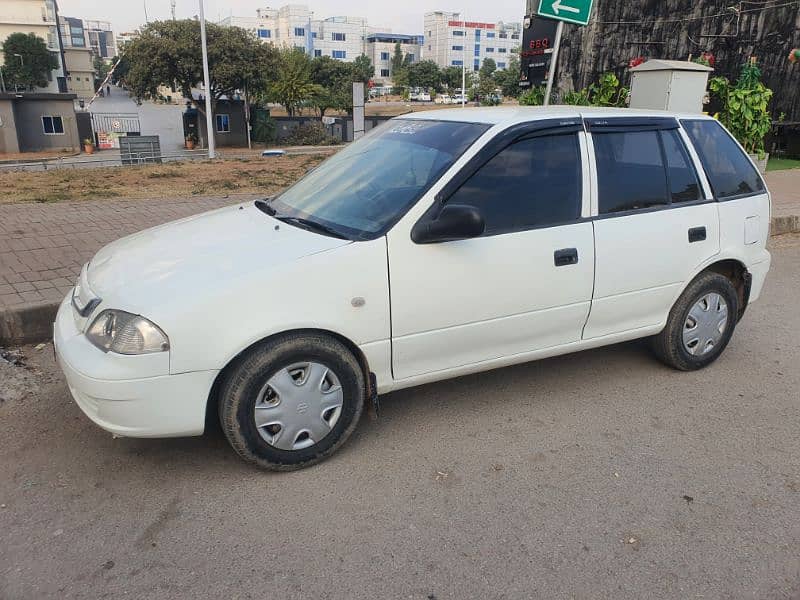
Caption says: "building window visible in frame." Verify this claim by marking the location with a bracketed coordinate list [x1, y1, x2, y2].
[216, 114, 230, 133]
[499, 33, 508, 39]
[294, 27, 305, 37]
[498, 47, 507, 53]
[380, 69, 390, 77]
[42, 116, 64, 135]
[408, 54, 415, 62]
[314, 49, 322, 57]
[474, 45, 481, 56]
[257, 29, 271, 38]
[380, 51, 390, 60]
[475, 29, 481, 38]
[511, 33, 520, 39]
[332, 50, 346, 59]
[497, 62, 506, 68]
[452, 45, 463, 51]
[452, 30, 464, 36]
[332, 32, 346, 41]
[451, 60, 463, 66]
[486, 32, 495, 38]
[312, 32, 318, 38]
[474, 59, 480, 71]
[486, 47, 494, 52]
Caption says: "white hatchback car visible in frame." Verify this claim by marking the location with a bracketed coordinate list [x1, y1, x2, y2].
[55, 107, 772, 470]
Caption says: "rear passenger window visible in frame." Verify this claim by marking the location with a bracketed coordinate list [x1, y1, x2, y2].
[447, 133, 582, 235]
[682, 119, 765, 199]
[662, 129, 703, 203]
[594, 130, 668, 214]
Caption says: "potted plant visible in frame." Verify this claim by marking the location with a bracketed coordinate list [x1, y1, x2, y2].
[185, 133, 198, 150]
[83, 138, 95, 155]
[709, 59, 774, 172]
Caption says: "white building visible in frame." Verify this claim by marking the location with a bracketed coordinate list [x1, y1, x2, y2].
[423, 11, 521, 71]
[0, 0, 66, 92]
[365, 33, 423, 87]
[220, 5, 370, 62]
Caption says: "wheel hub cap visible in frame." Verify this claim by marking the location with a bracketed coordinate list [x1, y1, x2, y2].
[254, 362, 343, 451]
[682, 293, 729, 356]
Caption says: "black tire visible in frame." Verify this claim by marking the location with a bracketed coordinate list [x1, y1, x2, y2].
[218, 332, 365, 471]
[651, 272, 739, 371]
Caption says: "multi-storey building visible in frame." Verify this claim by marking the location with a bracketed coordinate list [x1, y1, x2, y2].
[221, 5, 368, 61]
[365, 33, 423, 87]
[84, 20, 115, 60]
[423, 11, 521, 72]
[0, 0, 66, 92]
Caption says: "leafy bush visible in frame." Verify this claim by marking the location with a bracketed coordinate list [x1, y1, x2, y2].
[709, 60, 773, 158]
[284, 121, 339, 146]
[518, 87, 546, 106]
[587, 73, 628, 107]
[562, 89, 591, 105]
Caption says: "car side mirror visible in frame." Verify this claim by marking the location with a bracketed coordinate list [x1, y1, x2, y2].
[411, 204, 486, 244]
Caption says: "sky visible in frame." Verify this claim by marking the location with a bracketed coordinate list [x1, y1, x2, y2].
[56, 0, 522, 35]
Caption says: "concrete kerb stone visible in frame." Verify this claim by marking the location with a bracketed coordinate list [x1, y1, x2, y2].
[1, 215, 798, 347]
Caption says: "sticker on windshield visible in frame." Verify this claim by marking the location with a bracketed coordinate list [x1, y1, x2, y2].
[388, 122, 430, 135]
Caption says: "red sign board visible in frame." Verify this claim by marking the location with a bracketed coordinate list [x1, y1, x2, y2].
[448, 20, 496, 29]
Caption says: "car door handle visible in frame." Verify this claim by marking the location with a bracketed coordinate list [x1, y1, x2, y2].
[554, 248, 579, 267]
[688, 227, 707, 243]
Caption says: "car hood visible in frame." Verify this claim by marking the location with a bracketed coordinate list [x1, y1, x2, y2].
[86, 202, 351, 310]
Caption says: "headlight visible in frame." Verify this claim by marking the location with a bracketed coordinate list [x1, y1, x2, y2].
[86, 310, 170, 355]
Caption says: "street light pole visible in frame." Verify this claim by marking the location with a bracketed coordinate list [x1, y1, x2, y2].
[461, 10, 466, 107]
[543, 20, 563, 107]
[198, 0, 216, 159]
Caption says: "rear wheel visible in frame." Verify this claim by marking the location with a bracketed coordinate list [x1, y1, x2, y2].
[219, 333, 365, 470]
[651, 272, 739, 371]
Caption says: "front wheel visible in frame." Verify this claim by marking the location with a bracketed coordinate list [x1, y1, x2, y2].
[651, 272, 739, 371]
[219, 333, 365, 471]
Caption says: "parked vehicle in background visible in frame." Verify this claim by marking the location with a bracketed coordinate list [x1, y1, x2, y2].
[435, 95, 454, 105]
[54, 107, 772, 471]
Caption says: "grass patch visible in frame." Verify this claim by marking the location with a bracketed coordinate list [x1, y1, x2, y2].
[0, 152, 333, 204]
[767, 157, 800, 172]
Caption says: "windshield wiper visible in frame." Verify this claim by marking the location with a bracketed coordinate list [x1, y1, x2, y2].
[254, 198, 276, 215]
[278, 216, 349, 240]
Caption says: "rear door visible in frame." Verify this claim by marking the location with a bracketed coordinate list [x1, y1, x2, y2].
[583, 117, 721, 339]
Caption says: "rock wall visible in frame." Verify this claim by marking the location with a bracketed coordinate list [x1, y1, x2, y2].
[556, 0, 800, 119]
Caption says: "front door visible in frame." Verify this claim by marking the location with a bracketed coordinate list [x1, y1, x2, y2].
[388, 124, 595, 380]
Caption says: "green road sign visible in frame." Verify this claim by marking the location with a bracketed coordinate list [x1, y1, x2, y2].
[537, 0, 594, 26]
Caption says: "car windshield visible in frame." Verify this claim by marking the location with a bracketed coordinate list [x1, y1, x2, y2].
[267, 119, 490, 240]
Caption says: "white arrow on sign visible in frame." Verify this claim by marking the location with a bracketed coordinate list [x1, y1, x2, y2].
[552, 0, 580, 14]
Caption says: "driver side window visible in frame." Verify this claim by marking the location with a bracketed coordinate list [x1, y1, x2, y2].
[446, 132, 583, 236]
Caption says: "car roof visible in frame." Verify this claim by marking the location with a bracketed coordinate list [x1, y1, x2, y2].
[400, 106, 714, 127]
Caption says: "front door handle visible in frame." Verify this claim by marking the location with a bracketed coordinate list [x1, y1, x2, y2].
[688, 226, 707, 243]
[554, 248, 579, 267]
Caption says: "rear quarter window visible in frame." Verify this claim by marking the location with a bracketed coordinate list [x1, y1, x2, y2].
[682, 120, 765, 200]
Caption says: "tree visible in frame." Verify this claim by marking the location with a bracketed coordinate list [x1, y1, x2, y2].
[308, 54, 374, 116]
[441, 66, 463, 92]
[1, 32, 58, 90]
[124, 19, 277, 110]
[351, 54, 374, 86]
[495, 50, 521, 98]
[477, 58, 497, 102]
[407, 60, 441, 91]
[390, 41, 408, 89]
[93, 55, 110, 85]
[267, 48, 321, 116]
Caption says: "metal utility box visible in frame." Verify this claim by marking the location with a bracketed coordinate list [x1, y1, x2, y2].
[629, 60, 713, 114]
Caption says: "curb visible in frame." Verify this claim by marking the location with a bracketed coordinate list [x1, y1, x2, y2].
[1, 216, 799, 348]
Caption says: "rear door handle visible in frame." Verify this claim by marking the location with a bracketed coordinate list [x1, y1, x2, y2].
[554, 248, 579, 267]
[688, 227, 707, 243]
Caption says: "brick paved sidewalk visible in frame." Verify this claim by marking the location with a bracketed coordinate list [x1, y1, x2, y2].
[1, 170, 799, 343]
[0, 195, 253, 310]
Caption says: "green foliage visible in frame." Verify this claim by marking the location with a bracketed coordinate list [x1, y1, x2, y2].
[267, 48, 322, 117]
[562, 88, 591, 105]
[93, 55, 110, 82]
[709, 61, 773, 158]
[407, 60, 441, 90]
[519, 86, 546, 106]
[441, 66, 463, 92]
[110, 55, 129, 84]
[587, 73, 628, 107]
[124, 20, 277, 106]
[1, 32, 58, 90]
[390, 42, 409, 88]
[308, 54, 374, 116]
[284, 121, 338, 146]
[494, 51, 521, 98]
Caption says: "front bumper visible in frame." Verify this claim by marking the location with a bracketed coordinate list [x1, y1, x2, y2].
[54, 294, 218, 438]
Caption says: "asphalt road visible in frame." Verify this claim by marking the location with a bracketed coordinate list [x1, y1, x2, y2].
[2, 236, 799, 599]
